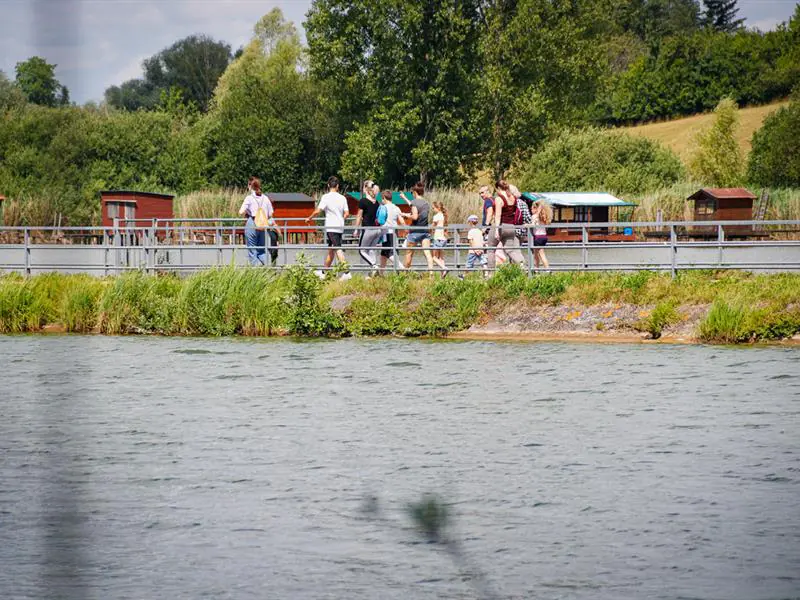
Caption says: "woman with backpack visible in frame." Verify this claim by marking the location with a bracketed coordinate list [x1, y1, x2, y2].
[238, 177, 274, 266]
[487, 180, 526, 269]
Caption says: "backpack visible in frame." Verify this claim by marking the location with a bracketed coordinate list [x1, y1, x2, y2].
[376, 204, 388, 226]
[253, 196, 270, 230]
[513, 199, 525, 226]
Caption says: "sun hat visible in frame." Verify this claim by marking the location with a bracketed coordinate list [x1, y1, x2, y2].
[467, 214, 479, 222]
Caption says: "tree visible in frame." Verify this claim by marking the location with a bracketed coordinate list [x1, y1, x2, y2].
[689, 97, 743, 186]
[204, 9, 337, 190]
[105, 35, 232, 112]
[702, 0, 743, 32]
[15, 56, 69, 107]
[619, 0, 701, 43]
[306, 0, 482, 186]
[474, 0, 616, 179]
[747, 94, 800, 187]
[0, 70, 26, 111]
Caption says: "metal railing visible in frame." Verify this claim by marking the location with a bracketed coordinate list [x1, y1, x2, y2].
[1, 219, 799, 277]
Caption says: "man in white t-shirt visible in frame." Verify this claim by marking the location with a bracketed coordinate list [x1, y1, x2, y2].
[306, 176, 350, 271]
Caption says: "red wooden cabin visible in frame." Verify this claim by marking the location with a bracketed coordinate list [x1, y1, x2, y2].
[687, 188, 758, 238]
[101, 190, 174, 227]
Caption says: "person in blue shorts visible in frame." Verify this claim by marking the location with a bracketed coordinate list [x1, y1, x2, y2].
[402, 181, 434, 271]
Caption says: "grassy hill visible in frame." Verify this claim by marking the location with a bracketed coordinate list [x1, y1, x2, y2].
[621, 100, 789, 161]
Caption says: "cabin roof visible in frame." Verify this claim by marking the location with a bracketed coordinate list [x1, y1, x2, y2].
[266, 192, 315, 203]
[345, 191, 412, 206]
[522, 192, 636, 207]
[100, 190, 175, 200]
[688, 187, 756, 201]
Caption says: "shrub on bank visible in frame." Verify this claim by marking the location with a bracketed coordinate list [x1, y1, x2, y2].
[518, 128, 685, 196]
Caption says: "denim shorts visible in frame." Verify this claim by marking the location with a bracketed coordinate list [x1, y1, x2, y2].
[432, 238, 447, 249]
[467, 252, 488, 268]
[407, 231, 431, 244]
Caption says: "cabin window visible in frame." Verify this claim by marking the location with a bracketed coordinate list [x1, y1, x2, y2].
[574, 207, 589, 222]
[124, 204, 136, 221]
[107, 203, 119, 220]
[695, 198, 716, 220]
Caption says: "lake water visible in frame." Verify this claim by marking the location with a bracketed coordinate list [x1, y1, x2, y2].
[1, 336, 798, 600]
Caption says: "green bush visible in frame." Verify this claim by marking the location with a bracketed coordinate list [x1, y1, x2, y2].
[637, 301, 679, 339]
[747, 95, 800, 187]
[519, 128, 685, 195]
[284, 259, 342, 336]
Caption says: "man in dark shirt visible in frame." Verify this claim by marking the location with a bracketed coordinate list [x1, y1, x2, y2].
[480, 185, 494, 229]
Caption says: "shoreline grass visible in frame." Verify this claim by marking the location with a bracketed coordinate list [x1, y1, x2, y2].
[1, 268, 799, 344]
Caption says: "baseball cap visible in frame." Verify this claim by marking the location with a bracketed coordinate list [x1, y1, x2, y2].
[467, 214, 479, 222]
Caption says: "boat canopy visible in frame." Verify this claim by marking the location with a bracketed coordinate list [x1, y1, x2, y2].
[346, 191, 412, 206]
[522, 192, 636, 207]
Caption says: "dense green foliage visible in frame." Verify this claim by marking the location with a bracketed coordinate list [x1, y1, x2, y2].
[14, 57, 69, 107]
[104, 35, 233, 112]
[2, 269, 799, 343]
[0, 104, 203, 224]
[518, 128, 685, 194]
[689, 97, 744, 186]
[594, 27, 797, 124]
[748, 95, 800, 187]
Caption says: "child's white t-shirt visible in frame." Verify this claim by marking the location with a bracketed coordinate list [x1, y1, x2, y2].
[467, 227, 483, 251]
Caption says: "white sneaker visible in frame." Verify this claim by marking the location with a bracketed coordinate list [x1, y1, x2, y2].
[339, 272, 352, 281]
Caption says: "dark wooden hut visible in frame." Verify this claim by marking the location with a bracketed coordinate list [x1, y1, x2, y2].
[687, 188, 758, 237]
[101, 190, 174, 227]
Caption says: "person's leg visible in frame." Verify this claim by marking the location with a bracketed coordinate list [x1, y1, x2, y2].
[361, 228, 381, 268]
[539, 246, 549, 269]
[486, 227, 501, 269]
[255, 229, 267, 265]
[358, 231, 372, 267]
[404, 239, 417, 269]
[421, 238, 434, 271]
[379, 233, 392, 273]
[501, 227, 526, 267]
[466, 252, 477, 270]
[268, 230, 279, 265]
[432, 241, 446, 270]
[244, 219, 260, 266]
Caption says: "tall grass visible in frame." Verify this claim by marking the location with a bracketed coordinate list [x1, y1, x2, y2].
[174, 188, 245, 220]
[2, 270, 800, 342]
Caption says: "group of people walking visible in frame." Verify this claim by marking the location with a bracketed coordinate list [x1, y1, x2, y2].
[240, 175, 552, 275]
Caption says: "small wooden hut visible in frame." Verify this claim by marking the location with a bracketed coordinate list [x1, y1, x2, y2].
[101, 190, 175, 227]
[687, 188, 758, 237]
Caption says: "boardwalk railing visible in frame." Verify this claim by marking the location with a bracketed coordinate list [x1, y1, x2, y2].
[1, 219, 799, 276]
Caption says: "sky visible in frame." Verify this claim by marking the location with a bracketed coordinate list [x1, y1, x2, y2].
[0, 0, 797, 104]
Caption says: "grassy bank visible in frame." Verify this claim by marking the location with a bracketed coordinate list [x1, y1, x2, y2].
[1, 268, 799, 344]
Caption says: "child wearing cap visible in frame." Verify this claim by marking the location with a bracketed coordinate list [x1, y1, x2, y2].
[466, 215, 488, 273]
